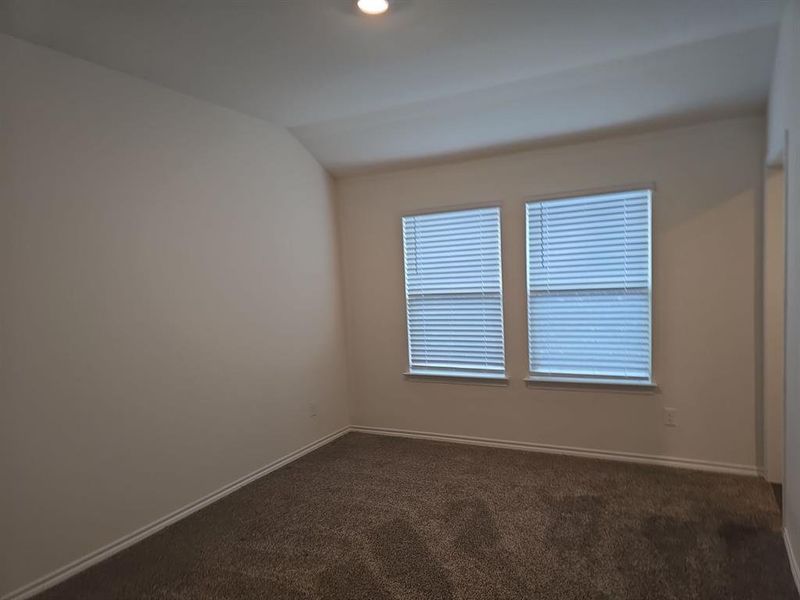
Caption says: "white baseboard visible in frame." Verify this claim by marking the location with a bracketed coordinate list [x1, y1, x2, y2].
[1, 426, 350, 600]
[786, 528, 800, 594]
[4, 424, 762, 600]
[351, 425, 761, 477]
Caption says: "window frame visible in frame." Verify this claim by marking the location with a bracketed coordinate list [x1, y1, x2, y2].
[524, 185, 656, 388]
[401, 203, 509, 384]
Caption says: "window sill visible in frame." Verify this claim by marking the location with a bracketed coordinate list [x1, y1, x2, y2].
[525, 376, 659, 392]
[404, 371, 509, 386]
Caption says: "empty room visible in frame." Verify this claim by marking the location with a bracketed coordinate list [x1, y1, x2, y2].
[3, 1, 800, 599]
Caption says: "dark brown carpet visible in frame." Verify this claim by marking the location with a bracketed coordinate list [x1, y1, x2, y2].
[35, 432, 799, 600]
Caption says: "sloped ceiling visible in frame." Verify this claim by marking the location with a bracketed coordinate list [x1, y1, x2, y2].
[0, 0, 785, 174]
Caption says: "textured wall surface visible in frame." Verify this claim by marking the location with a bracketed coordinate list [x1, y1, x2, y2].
[0, 35, 350, 596]
[337, 117, 764, 471]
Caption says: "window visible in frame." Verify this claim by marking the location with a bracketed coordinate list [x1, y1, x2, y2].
[526, 189, 652, 384]
[402, 207, 505, 379]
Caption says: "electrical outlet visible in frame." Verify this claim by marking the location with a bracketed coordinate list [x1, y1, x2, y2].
[664, 407, 678, 427]
[309, 401, 317, 418]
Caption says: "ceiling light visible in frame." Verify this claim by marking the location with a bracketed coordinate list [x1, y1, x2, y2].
[357, 0, 389, 15]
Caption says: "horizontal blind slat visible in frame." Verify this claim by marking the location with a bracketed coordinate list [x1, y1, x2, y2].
[527, 190, 652, 380]
[403, 207, 505, 377]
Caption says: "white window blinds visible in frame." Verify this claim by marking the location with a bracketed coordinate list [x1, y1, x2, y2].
[526, 190, 652, 383]
[402, 207, 505, 378]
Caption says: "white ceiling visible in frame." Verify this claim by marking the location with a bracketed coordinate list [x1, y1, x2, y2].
[0, 0, 784, 175]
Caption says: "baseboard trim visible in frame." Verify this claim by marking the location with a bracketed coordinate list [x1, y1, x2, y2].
[2, 426, 350, 600]
[351, 425, 760, 477]
[785, 528, 800, 594]
[4, 424, 762, 599]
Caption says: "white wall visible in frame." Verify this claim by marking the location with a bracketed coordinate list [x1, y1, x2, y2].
[763, 167, 786, 483]
[767, 2, 794, 166]
[769, 0, 800, 586]
[0, 35, 349, 597]
[337, 116, 764, 471]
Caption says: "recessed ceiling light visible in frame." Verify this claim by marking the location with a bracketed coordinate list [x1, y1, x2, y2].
[357, 0, 389, 15]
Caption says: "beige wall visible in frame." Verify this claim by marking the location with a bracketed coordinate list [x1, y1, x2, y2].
[337, 116, 764, 470]
[0, 35, 349, 596]
[763, 167, 786, 483]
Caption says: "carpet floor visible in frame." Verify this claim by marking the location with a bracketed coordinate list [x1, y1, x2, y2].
[36, 432, 799, 600]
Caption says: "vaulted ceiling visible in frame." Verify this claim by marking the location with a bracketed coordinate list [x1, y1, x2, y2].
[0, 0, 785, 174]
